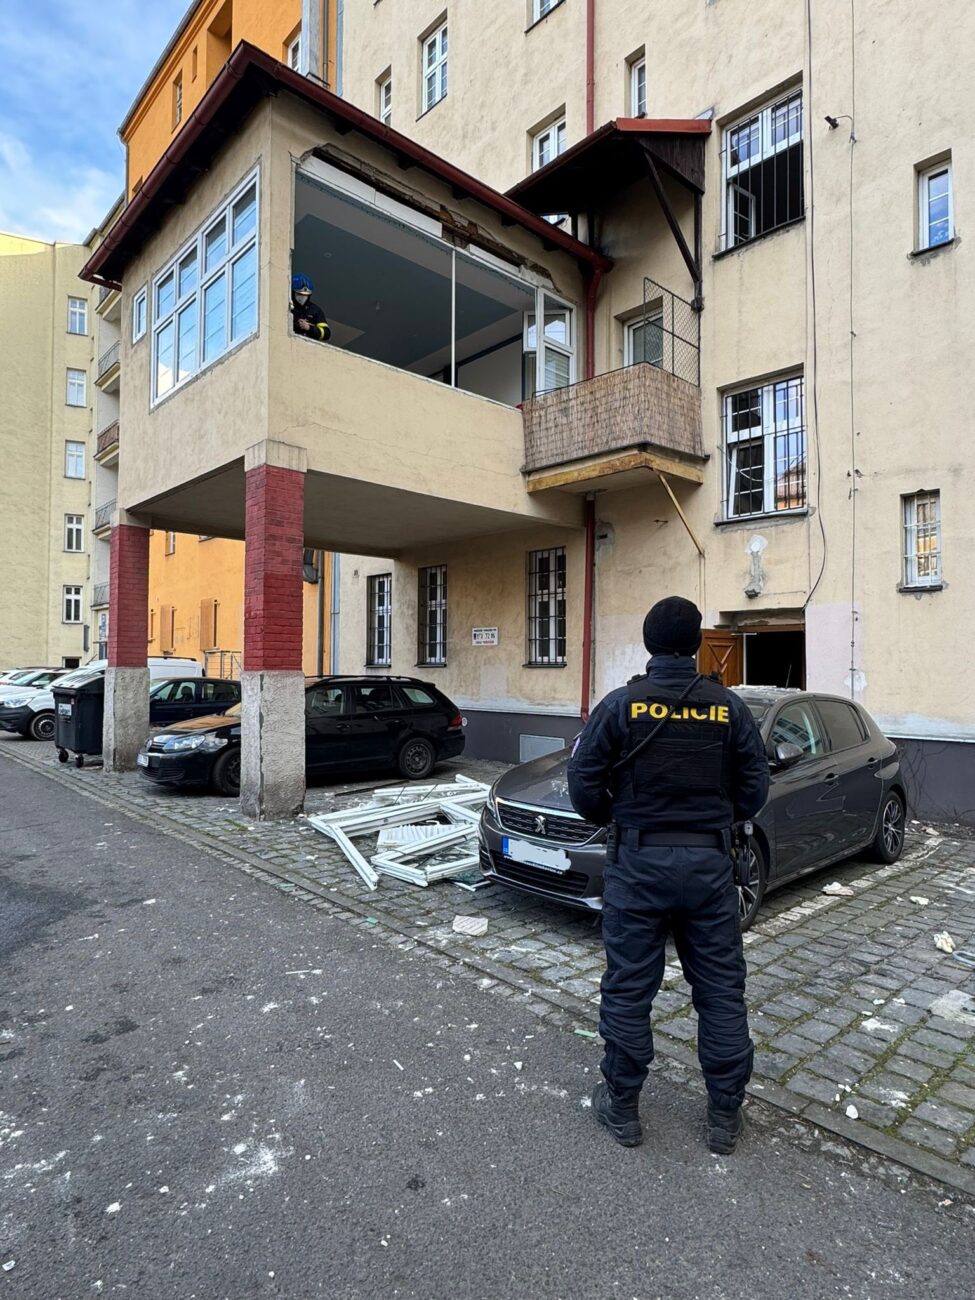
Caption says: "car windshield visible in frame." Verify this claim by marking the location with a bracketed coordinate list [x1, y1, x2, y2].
[7, 670, 39, 685]
[742, 699, 773, 724]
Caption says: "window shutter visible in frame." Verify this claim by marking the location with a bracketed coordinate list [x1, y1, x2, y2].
[200, 598, 218, 651]
[160, 605, 175, 654]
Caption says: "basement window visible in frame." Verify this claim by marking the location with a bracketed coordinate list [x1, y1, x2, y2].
[720, 89, 804, 251]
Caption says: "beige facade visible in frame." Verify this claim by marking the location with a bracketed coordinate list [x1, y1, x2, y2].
[0, 233, 92, 668]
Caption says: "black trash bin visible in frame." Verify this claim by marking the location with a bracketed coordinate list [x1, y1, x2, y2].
[53, 670, 105, 768]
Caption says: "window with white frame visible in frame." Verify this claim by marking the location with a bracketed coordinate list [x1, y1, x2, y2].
[152, 172, 258, 403]
[173, 73, 183, 127]
[532, 0, 560, 22]
[422, 22, 448, 112]
[721, 89, 804, 250]
[64, 514, 84, 552]
[630, 57, 647, 117]
[625, 311, 663, 367]
[532, 117, 566, 172]
[66, 368, 86, 406]
[287, 29, 301, 71]
[67, 296, 88, 335]
[527, 547, 566, 666]
[378, 73, 392, 125]
[165, 530, 177, 555]
[64, 441, 85, 478]
[63, 586, 82, 624]
[723, 375, 806, 519]
[132, 285, 147, 341]
[417, 565, 447, 665]
[917, 161, 953, 250]
[367, 573, 392, 667]
[523, 294, 575, 396]
[903, 491, 942, 587]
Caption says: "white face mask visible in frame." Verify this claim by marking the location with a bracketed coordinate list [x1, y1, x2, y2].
[295, 292, 311, 304]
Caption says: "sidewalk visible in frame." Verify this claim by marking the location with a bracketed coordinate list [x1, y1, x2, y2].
[2, 732, 973, 1194]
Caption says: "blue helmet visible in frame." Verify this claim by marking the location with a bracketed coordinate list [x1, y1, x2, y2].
[291, 273, 314, 294]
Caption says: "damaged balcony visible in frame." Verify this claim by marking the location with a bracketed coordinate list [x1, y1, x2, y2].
[522, 279, 706, 494]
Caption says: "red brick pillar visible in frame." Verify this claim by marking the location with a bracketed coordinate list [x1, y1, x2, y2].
[103, 521, 150, 770]
[241, 458, 306, 819]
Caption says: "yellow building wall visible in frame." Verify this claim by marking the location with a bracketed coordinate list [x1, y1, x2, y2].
[147, 529, 330, 677]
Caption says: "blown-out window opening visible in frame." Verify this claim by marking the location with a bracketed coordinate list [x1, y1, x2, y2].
[723, 375, 806, 520]
[720, 89, 804, 251]
[417, 565, 447, 665]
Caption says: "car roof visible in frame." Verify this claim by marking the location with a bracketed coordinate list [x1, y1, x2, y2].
[732, 686, 868, 710]
[304, 675, 433, 687]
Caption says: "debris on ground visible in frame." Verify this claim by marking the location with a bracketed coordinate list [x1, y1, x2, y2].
[822, 882, 855, 897]
[952, 949, 975, 969]
[909, 896, 930, 906]
[573, 1028, 599, 1040]
[308, 776, 490, 892]
[934, 931, 957, 954]
[845, 1104, 859, 1120]
[452, 915, 489, 937]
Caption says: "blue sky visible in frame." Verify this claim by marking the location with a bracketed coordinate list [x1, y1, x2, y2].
[0, 0, 190, 243]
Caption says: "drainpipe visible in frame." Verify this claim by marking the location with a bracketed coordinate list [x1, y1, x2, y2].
[585, 0, 596, 134]
[584, 262, 602, 380]
[315, 549, 326, 675]
[581, 495, 597, 721]
[329, 553, 341, 673]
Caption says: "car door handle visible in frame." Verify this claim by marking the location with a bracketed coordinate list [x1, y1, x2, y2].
[823, 771, 838, 783]
[866, 756, 879, 767]
[336, 723, 351, 732]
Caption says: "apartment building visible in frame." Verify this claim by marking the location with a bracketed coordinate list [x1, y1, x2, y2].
[0, 233, 93, 669]
[81, 1, 971, 825]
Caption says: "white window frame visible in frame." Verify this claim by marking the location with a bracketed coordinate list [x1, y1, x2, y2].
[132, 285, 147, 341]
[630, 58, 647, 117]
[422, 23, 448, 112]
[64, 514, 84, 553]
[66, 368, 87, 407]
[918, 162, 953, 250]
[532, 0, 559, 22]
[722, 89, 803, 250]
[165, 530, 177, 556]
[67, 296, 88, 335]
[367, 573, 393, 667]
[531, 117, 566, 172]
[64, 441, 85, 479]
[523, 292, 576, 397]
[378, 73, 392, 126]
[151, 168, 259, 406]
[63, 586, 82, 624]
[723, 375, 806, 520]
[287, 30, 301, 71]
[903, 491, 942, 588]
[624, 311, 663, 366]
[173, 73, 183, 126]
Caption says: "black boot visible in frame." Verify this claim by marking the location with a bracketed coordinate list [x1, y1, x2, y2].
[707, 1101, 743, 1154]
[592, 1081, 643, 1147]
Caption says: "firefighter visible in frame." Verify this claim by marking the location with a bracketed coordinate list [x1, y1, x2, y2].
[567, 596, 769, 1153]
[291, 273, 331, 343]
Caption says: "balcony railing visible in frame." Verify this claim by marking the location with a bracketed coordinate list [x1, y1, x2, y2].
[92, 582, 109, 608]
[98, 285, 114, 305]
[97, 341, 121, 380]
[94, 500, 115, 532]
[96, 420, 119, 458]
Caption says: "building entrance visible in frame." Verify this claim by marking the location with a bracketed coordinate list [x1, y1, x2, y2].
[699, 624, 805, 689]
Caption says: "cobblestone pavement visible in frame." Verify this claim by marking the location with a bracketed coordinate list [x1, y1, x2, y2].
[3, 732, 974, 1193]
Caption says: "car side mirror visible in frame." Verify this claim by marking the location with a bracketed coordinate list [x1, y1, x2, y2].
[772, 741, 804, 769]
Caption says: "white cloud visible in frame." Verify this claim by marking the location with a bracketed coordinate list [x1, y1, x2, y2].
[0, 130, 120, 243]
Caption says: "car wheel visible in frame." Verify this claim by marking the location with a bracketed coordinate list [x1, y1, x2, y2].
[738, 839, 768, 932]
[211, 748, 241, 797]
[870, 792, 905, 864]
[397, 736, 435, 780]
[28, 712, 55, 742]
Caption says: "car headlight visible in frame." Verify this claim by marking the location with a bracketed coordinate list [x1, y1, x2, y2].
[2, 694, 31, 707]
[164, 733, 229, 753]
[484, 782, 500, 821]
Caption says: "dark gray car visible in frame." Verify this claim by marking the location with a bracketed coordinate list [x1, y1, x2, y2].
[478, 689, 907, 928]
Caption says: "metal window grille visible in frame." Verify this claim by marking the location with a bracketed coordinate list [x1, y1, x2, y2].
[903, 491, 942, 587]
[527, 547, 566, 666]
[626, 278, 701, 385]
[720, 90, 804, 251]
[723, 375, 806, 519]
[367, 573, 392, 666]
[417, 565, 447, 665]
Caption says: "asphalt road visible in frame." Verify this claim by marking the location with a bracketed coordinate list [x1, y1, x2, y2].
[0, 757, 971, 1300]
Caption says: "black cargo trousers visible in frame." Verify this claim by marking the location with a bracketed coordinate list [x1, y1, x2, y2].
[598, 827, 753, 1112]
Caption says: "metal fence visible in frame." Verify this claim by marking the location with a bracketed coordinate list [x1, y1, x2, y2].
[97, 340, 120, 380]
[637, 277, 701, 387]
[94, 500, 115, 532]
[205, 650, 242, 680]
[92, 582, 109, 608]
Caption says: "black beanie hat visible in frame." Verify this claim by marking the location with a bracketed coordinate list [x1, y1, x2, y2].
[643, 596, 702, 657]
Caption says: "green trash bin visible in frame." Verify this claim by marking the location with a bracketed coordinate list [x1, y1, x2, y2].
[53, 670, 104, 768]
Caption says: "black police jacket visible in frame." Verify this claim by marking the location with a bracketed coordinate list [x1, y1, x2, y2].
[567, 655, 769, 832]
[291, 298, 332, 343]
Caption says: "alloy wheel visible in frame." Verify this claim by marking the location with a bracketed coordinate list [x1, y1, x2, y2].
[882, 797, 904, 857]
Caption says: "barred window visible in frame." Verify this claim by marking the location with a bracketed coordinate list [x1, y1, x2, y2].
[526, 547, 566, 666]
[417, 565, 447, 666]
[367, 573, 392, 667]
[724, 376, 805, 519]
[903, 491, 941, 588]
[721, 90, 803, 251]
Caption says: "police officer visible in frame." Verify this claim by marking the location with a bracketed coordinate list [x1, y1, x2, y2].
[291, 273, 332, 343]
[567, 596, 769, 1154]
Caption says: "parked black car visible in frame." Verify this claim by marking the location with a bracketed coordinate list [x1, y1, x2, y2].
[479, 689, 907, 929]
[149, 676, 241, 726]
[138, 676, 466, 795]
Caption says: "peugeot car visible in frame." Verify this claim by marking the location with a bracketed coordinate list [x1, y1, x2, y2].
[479, 689, 906, 928]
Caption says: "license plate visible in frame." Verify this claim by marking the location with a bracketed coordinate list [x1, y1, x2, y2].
[502, 836, 571, 874]
[57, 702, 72, 717]
[137, 752, 149, 767]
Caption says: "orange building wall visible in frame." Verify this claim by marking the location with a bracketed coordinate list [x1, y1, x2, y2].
[122, 0, 337, 198]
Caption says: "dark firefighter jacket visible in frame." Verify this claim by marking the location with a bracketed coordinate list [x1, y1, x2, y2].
[291, 298, 332, 343]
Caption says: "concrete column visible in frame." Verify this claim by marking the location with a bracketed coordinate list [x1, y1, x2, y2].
[103, 518, 150, 771]
[240, 442, 307, 820]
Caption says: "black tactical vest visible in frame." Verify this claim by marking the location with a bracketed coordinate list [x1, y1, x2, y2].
[619, 674, 734, 826]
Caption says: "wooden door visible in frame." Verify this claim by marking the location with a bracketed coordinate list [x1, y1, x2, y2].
[699, 630, 743, 685]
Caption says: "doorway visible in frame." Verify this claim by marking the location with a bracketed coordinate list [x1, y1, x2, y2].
[744, 629, 805, 688]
